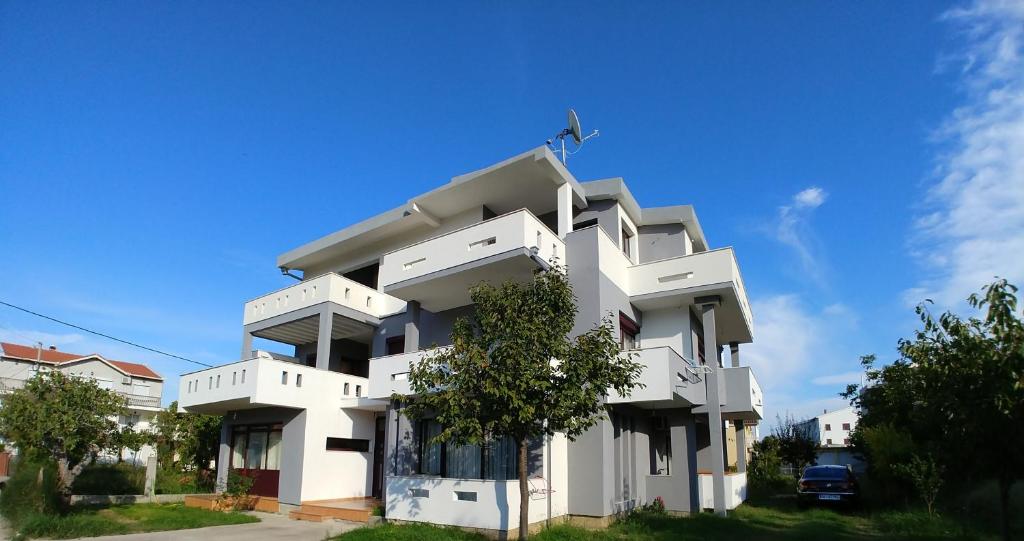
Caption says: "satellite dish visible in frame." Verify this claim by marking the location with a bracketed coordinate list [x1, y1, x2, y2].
[567, 109, 583, 144]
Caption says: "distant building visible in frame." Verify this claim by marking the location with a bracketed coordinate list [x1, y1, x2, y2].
[0, 342, 163, 464]
[796, 406, 863, 472]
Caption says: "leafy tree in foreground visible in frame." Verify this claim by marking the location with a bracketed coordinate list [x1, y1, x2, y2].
[845, 279, 1024, 541]
[0, 370, 123, 507]
[748, 435, 783, 483]
[153, 401, 222, 471]
[772, 414, 818, 476]
[893, 454, 944, 517]
[404, 266, 643, 540]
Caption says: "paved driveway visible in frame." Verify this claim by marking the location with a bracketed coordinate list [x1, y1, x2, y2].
[53, 512, 363, 541]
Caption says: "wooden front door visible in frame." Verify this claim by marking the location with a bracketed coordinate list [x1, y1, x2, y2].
[372, 416, 386, 499]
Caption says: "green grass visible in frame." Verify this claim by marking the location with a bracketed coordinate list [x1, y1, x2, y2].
[14, 503, 258, 540]
[335, 498, 996, 541]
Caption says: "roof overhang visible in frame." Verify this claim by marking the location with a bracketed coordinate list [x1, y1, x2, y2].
[580, 179, 709, 251]
[278, 146, 587, 272]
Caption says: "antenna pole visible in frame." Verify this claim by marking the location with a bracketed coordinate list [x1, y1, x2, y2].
[560, 136, 566, 165]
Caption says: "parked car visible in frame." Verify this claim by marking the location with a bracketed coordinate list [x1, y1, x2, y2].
[796, 465, 859, 507]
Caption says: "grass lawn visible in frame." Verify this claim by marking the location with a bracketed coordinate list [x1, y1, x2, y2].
[14, 503, 259, 540]
[335, 497, 997, 541]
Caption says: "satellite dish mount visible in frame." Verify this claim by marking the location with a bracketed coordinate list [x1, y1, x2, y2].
[547, 108, 599, 165]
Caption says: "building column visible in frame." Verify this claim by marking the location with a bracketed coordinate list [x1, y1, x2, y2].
[404, 301, 421, 353]
[735, 420, 747, 473]
[240, 330, 253, 360]
[216, 420, 231, 492]
[699, 297, 727, 516]
[556, 182, 573, 240]
[729, 342, 740, 368]
[316, 307, 333, 371]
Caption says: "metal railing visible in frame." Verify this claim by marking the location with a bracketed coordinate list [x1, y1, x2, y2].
[0, 377, 160, 408]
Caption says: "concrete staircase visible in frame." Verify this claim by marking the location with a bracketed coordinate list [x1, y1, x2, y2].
[288, 498, 380, 523]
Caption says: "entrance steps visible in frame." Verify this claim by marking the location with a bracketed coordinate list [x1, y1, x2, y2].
[288, 497, 381, 523]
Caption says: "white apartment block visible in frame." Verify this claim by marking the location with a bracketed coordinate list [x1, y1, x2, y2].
[0, 342, 164, 464]
[796, 406, 863, 472]
[178, 146, 763, 532]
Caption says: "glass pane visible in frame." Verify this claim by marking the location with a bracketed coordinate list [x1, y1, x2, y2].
[420, 421, 443, 475]
[447, 442, 481, 479]
[266, 431, 282, 470]
[247, 431, 268, 469]
[232, 433, 245, 468]
[486, 436, 517, 480]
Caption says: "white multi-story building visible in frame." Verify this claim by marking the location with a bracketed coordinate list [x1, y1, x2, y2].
[178, 146, 763, 533]
[0, 342, 164, 464]
[796, 406, 862, 471]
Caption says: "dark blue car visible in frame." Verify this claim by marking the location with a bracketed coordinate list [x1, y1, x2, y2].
[796, 465, 860, 507]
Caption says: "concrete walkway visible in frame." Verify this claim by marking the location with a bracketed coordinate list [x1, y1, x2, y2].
[53, 512, 364, 541]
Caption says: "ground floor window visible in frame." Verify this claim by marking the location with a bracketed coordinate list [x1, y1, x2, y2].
[650, 417, 672, 475]
[231, 424, 283, 470]
[415, 419, 537, 480]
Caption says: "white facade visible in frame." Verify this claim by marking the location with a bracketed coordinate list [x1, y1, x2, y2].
[798, 406, 858, 448]
[178, 146, 763, 531]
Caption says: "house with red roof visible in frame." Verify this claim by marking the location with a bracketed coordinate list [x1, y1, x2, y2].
[0, 341, 164, 464]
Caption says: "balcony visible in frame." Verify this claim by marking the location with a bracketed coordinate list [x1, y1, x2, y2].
[606, 347, 706, 408]
[378, 209, 564, 312]
[1, 377, 161, 409]
[628, 248, 752, 343]
[719, 366, 763, 420]
[178, 353, 371, 415]
[366, 349, 446, 400]
[244, 273, 406, 327]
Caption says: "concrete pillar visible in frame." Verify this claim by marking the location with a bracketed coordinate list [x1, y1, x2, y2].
[404, 301, 421, 353]
[216, 420, 231, 492]
[730, 342, 740, 368]
[556, 182, 573, 240]
[316, 307, 333, 370]
[144, 455, 157, 498]
[699, 299, 727, 516]
[240, 331, 253, 360]
[735, 420, 747, 473]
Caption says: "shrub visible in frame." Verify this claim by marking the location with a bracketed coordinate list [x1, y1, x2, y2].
[72, 463, 145, 495]
[155, 467, 215, 495]
[214, 470, 257, 511]
[0, 459, 63, 526]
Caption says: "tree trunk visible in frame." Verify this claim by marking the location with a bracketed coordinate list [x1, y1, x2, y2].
[518, 438, 529, 541]
[998, 476, 1011, 541]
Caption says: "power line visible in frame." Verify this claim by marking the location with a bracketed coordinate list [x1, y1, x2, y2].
[0, 299, 213, 368]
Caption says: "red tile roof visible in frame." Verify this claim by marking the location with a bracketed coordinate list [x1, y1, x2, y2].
[0, 342, 163, 380]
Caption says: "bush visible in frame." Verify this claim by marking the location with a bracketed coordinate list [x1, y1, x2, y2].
[155, 468, 215, 495]
[72, 463, 145, 495]
[0, 459, 63, 527]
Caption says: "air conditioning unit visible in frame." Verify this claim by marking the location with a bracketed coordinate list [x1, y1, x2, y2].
[122, 376, 132, 385]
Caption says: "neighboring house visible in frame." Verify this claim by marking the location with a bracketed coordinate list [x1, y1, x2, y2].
[178, 146, 763, 533]
[0, 342, 164, 464]
[796, 406, 864, 472]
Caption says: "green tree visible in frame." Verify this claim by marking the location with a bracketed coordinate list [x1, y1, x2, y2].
[748, 435, 783, 482]
[109, 424, 154, 465]
[403, 266, 643, 540]
[893, 454, 944, 517]
[845, 279, 1024, 541]
[153, 401, 221, 471]
[0, 371, 123, 506]
[773, 414, 817, 475]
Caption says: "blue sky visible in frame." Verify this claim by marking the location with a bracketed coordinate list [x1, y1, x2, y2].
[2, 1, 1022, 425]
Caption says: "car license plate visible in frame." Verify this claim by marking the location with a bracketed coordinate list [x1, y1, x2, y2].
[818, 494, 841, 501]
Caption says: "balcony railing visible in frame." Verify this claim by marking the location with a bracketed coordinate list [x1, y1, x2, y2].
[379, 209, 564, 292]
[243, 273, 406, 327]
[178, 353, 370, 414]
[1, 377, 161, 408]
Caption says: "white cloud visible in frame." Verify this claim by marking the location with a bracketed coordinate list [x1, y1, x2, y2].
[0, 327, 86, 348]
[908, 0, 1024, 307]
[793, 187, 828, 209]
[774, 187, 829, 287]
[811, 371, 864, 386]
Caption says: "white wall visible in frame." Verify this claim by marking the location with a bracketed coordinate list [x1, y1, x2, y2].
[815, 407, 858, 447]
[698, 472, 747, 510]
[385, 432, 569, 532]
[299, 405, 377, 501]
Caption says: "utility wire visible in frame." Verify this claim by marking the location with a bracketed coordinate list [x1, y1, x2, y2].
[0, 299, 213, 368]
